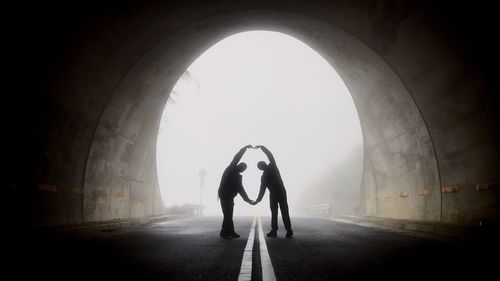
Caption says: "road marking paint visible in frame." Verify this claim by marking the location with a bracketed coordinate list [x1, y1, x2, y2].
[258, 217, 277, 281]
[238, 216, 257, 281]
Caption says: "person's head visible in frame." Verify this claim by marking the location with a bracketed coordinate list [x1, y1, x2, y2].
[257, 161, 268, 171]
[237, 162, 247, 173]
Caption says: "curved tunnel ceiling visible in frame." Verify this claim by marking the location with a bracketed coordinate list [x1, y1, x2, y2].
[15, 1, 499, 227]
[84, 10, 439, 222]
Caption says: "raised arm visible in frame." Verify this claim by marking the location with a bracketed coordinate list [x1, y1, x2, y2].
[238, 186, 252, 204]
[256, 145, 276, 165]
[230, 145, 253, 166]
[256, 180, 267, 203]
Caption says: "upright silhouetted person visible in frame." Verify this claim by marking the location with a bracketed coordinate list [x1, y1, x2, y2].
[218, 145, 255, 238]
[254, 145, 293, 238]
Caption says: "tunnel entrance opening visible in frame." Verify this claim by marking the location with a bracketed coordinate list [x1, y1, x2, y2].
[83, 10, 444, 224]
[156, 31, 364, 217]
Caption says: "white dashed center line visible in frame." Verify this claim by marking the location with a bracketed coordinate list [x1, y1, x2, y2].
[257, 217, 277, 281]
[238, 217, 277, 281]
[238, 217, 256, 281]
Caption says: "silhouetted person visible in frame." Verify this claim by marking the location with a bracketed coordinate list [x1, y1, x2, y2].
[218, 145, 255, 238]
[254, 145, 293, 238]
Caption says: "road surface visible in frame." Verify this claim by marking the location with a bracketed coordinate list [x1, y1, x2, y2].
[10, 216, 497, 280]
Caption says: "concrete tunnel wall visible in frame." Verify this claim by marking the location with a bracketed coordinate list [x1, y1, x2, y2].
[13, 0, 499, 227]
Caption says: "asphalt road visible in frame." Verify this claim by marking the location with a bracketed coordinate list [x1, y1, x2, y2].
[10, 216, 498, 280]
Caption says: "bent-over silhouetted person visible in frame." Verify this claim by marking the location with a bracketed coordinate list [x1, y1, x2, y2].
[254, 145, 293, 238]
[218, 145, 255, 238]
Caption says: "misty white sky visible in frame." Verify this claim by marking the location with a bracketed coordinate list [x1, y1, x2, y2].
[156, 31, 363, 216]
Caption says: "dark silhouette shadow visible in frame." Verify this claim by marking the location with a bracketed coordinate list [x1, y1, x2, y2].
[254, 145, 293, 238]
[218, 145, 254, 238]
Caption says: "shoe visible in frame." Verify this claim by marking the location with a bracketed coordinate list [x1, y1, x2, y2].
[267, 230, 277, 237]
[286, 230, 293, 238]
[231, 232, 240, 238]
[220, 231, 232, 238]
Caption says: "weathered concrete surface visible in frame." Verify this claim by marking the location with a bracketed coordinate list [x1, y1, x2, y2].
[10, 0, 500, 227]
[82, 9, 441, 223]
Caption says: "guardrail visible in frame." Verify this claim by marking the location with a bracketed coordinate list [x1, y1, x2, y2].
[309, 203, 332, 218]
[168, 204, 205, 216]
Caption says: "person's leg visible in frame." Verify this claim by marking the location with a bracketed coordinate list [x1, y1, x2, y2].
[278, 193, 293, 237]
[228, 198, 236, 235]
[220, 198, 230, 236]
[221, 197, 235, 236]
[270, 194, 279, 231]
[279, 193, 292, 231]
[268, 193, 278, 237]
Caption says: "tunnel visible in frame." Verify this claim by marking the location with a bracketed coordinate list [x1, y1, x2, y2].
[9, 0, 500, 280]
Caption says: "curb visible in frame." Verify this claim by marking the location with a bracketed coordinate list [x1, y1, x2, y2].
[332, 215, 477, 239]
[32, 214, 192, 234]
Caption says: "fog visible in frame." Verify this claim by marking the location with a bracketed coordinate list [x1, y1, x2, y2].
[156, 31, 363, 216]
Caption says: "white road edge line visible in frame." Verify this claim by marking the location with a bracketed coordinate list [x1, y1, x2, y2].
[238, 216, 257, 281]
[258, 217, 277, 281]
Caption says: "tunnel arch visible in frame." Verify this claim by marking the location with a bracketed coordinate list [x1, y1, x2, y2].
[20, 0, 499, 227]
[83, 10, 440, 222]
